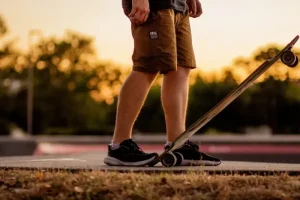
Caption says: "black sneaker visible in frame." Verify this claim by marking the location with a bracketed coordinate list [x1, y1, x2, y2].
[104, 139, 158, 166]
[165, 140, 221, 166]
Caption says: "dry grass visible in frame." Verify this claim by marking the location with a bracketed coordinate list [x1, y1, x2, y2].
[0, 169, 300, 200]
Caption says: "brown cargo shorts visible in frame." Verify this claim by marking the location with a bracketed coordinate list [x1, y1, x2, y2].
[129, 9, 196, 74]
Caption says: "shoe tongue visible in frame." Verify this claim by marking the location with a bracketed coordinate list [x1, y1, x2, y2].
[120, 139, 143, 152]
[120, 139, 134, 146]
[184, 140, 199, 150]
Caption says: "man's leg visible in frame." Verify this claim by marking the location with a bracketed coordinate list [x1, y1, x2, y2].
[104, 70, 159, 166]
[112, 71, 157, 144]
[105, 9, 178, 166]
[161, 66, 190, 142]
[161, 66, 221, 166]
[160, 11, 221, 166]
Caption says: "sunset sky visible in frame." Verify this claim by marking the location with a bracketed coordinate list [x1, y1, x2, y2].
[0, 0, 299, 72]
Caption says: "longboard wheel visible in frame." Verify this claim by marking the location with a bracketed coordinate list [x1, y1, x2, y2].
[174, 152, 184, 166]
[161, 152, 177, 167]
[281, 50, 298, 67]
[289, 56, 298, 68]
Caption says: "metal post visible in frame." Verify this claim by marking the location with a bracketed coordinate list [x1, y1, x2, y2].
[27, 30, 42, 135]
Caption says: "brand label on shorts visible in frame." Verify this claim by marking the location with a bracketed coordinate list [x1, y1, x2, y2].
[149, 31, 158, 40]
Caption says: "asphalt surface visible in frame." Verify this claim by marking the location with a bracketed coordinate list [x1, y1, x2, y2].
[1, 151, 300, 175]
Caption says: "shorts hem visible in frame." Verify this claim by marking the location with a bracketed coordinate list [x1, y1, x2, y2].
[178, 65, 196, 69]
[132, 67, 159, 74]
[132, 55, 177, 74]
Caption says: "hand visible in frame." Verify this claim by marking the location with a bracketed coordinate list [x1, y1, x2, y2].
[187, 0, 202, 18]
[128, 0, 150, 25]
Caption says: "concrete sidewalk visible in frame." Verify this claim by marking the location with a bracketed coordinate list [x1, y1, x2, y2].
[1, 151, 300, 175]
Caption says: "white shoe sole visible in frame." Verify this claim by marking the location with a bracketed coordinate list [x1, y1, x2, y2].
[104, 156, 156, 166]
[181, 159, 221, 166]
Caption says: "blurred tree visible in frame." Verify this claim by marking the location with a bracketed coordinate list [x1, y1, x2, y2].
[220, 44, 300, 134]
[0, 15, 23, 134]
[0, 25, 127, 134]
[186, 70, 249, 133]
[24, 31, 127, 135]
[228, 44, 300, 82]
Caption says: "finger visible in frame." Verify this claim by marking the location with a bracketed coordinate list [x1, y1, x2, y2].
[136, 13, 145, 25]
[187, 2, 193, 15]
[190, 12, 196, 17]
[188, 8, 194, 17]
[189, 10, 196, 18]
[133, 10, 143, 24]
[195, 1, 202, 17]
[187, 2, 192, 10]
[137, 8, 150, 24]
[136, 10, 147, 24]
[193, 0, 197, 15]
[141, 12, 149, 24]
[188, 1, 197, 17]
[129, 7, 137, 17]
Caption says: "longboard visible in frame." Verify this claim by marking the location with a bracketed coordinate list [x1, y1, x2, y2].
[150, 35, 299, 167]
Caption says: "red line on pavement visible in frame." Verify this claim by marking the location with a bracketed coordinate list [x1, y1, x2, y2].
[33, 143, 300, 155]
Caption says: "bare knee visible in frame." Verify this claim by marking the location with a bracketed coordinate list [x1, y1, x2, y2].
[130, 70, 158, 83]
[177, 66, 191, 76]
[164, 66, 191, 80]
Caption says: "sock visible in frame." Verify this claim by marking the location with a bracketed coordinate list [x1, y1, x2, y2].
[165, 141, 173, 147]
[110, 141, 120, 150]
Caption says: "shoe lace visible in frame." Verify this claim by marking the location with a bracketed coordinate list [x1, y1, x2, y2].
[184, 140, 199, 150]
[125, 140, 145, 154]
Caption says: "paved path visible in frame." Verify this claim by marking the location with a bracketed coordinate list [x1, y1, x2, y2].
[1, 151, 300, 175]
